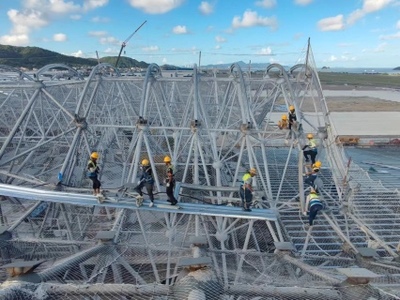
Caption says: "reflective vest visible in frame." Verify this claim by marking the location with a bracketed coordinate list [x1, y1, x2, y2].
[308, 193, 322, 209]
[87, 160, 97, 178]
[308, 139, 317, 150]
[242, 173, 252, 189]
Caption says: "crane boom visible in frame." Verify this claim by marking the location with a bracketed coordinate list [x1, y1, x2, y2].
[115, 20, 147, 68]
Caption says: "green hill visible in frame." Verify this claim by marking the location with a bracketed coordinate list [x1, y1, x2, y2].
[0, 44, 150, 70]
[99, 56, 149, 69]
[0, 44, 98, 69]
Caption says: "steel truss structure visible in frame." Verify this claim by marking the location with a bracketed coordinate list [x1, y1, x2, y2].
[0, 43, 400, 299]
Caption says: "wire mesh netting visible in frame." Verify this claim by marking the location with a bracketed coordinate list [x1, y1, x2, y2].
[1, 44, 400, 299]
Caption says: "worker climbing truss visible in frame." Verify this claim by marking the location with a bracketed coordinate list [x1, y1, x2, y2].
[0, 41, 400, 299]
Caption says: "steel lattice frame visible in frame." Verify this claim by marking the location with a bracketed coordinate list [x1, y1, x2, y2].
[1, 45, 400, 299]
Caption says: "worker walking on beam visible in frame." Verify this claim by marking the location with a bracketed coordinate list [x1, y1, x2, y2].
[135, 159, 155, 207]
[277, 114, 289, 130]
[87, 152, 101, 196]
[164, 155, 178, 205]
[240, 168, 257, 212]
[302, 133, 318, 164]
[304, 188, 324, 226]
[304, 161, 322, 192]
[288, 105, 297, 131]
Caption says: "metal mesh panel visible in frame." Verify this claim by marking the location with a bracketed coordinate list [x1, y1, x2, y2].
[1, 51, 400, 299]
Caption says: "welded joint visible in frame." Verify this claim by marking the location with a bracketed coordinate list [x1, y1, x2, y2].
[74, 114, 87, 129]
[240, 122, 252, 133]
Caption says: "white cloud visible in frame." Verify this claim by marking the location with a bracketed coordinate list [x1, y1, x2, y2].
[317, 15, 345, 31]
[162, 57, 168, 64]
[1, 0, 109, 46]
[104, 48, 115, 53]
[83, 0, 109, 11]
[373, 42, 387, 52]
[215, 36, 226, 43]
[255, 0, 277, 9]
[396, 20, 400, 29]
[128, 0, 185, 14]
[91, 16, 110, 23]
[258, 47, 273, 55]
[71, 50, 84, 57]
[8, 9, 48, 35]
[99, 36, 119, 45]
[70, 14, 82, 20]
[294, 0, 313, 5]
[379, 31, 400, 40]
[232, 10, 277, 29]
[53, 33, 67, 41]
[215, 45, 221, 49]
[347, 0, 392, 25]
[326, 54, 356, 62]
[172, 25, 188, 34]
[0, 34, 29, 46]
[89, 31, 108, 37]
[328, 55, 337, 62]
[142, 45, 159, 52]
[199, 1, 214, 15]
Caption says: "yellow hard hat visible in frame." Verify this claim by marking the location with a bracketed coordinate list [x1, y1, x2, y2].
[281, 114, 288, 120]
[90, 152, 99, 159]
[289, 105, 295, 111]
[307, 133, 313, 139]
[313, 161, 322, 168]
[142, 159, 150, 166]
[249, 167, 257, 175]
[164, 156, 171, 163]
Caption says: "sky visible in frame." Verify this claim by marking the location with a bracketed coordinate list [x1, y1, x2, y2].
[0, 0, 400, 68]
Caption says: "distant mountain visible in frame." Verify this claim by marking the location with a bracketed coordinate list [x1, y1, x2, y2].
[0, 44, 149, 70]
[0, 44, 98, 69]
[100, 56, 149, 69]
[394, 66, 400, 70]
[202, 61, 271, 70]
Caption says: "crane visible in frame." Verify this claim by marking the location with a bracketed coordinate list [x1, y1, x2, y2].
[115, 20, 147, 69]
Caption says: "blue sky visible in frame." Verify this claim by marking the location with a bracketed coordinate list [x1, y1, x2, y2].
[0, 0, 399, 68]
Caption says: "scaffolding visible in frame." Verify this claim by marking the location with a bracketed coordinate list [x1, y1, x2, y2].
[0, 43, 400, 299]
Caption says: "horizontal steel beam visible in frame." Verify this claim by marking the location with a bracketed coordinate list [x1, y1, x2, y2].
[0, 183, 277, 221]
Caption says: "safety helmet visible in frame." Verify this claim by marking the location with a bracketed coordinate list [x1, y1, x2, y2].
[307, 133, 314, 139]
[281, 114, 288, 120]
[164, 156, 171, 163]
[249, 168, 257, 175]
[313, 161, 322, 168]
[289, 105, 295, 112]
[90, 152, 99, 159]
[141, 159, 150, 166]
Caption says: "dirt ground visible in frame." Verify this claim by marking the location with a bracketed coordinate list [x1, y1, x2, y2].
[313, 84, 400, 112]
[323, 96, 400, 112]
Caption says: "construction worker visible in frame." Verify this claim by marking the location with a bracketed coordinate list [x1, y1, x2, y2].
[304, 161, 322, 191]
[164, 156, 177, 205]
[135, 159, 155, 207]
[304, 188, 324, 226]
[240, 168, 257, 212]
[288, 105, 297, 130]
[277, 114, 289, 129]
[87, 152, 101, 196]
[302, 133, 318, 164]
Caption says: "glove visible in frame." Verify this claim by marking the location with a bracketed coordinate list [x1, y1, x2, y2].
[166, 183, 170, 187]
[138, 181, 142, 185]
[89, 167, 95, 172]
